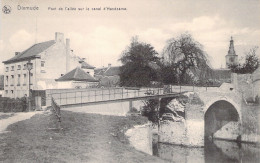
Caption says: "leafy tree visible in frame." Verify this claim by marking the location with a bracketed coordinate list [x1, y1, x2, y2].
[119, 37, 160, 87]
[229, 46, 259, 74]
[162, 33, 210, 84]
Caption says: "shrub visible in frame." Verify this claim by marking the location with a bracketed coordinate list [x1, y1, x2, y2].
[0, 97, 27, 112]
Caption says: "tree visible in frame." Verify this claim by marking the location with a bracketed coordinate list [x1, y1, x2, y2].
[119, 37, 160, 87]
[162, 33, 210, 84]
[229, 46, 259, 74]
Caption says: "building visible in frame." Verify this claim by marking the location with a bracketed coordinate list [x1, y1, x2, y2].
[2, 32, 81, 98]
[0, 75, 4, 97]
[55, 67, 99, 89]
[225, 37, 238, 68]
[94, 64, 121, 87]
[80, 60, 95, 76]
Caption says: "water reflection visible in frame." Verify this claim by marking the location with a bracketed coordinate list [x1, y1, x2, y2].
[153, 135, 260, 163]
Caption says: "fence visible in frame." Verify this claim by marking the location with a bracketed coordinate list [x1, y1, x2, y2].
[46, 87, 166, 106]
[46, 85, 219, 107]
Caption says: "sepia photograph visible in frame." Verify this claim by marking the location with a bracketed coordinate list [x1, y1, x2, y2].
[0, 0, 259, 162]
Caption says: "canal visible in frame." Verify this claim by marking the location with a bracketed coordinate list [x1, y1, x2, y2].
[153, 135, 260, 163]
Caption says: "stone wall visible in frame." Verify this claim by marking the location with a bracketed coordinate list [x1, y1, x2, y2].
[125, 123, 153, 155]
[232, 73, 253, 101]
[241, 102, 260, 143]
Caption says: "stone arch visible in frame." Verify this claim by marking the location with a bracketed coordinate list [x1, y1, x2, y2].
[203, 96, 241, 121]
[204, 97, 241, 141]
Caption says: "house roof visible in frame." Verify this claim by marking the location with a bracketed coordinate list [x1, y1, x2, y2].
[56, 67, 98, 82]
[211, 69, 231, 80]
[81, 61, 95, 69]
[104, 66, 120, 76]
[95, 66, 121, 76]
[3, 40, 55, 64]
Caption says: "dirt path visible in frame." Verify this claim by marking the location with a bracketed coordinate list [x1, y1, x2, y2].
[0, 112, 37, 133]
[0, 110, 167, 163]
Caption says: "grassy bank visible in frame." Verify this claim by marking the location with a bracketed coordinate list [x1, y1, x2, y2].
[0, 110, 166, 163]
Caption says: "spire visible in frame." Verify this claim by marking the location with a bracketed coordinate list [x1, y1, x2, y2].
[228, 36, 236, 56]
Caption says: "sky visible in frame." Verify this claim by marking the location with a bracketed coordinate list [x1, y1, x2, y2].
[0, 0, 259, 73]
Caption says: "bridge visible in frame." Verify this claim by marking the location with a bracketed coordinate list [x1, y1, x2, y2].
[46, 84, 258, 146]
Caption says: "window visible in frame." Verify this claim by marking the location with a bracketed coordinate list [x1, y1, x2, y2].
[230, 57, 234, 62]
[5, 90, 8, 95]
[30, 73, 33, 84]
[5, 76, 8, 86]
[5, 67, 9, 72]
[17, 74, 21, 86]
[23, 74, 27, 85]
[17, 65, 21, 70]
[23, 64, 27, 70]
[41, 61, 45, 67]
[11, 75, 14, 86]
[11, 90, 13, 94]
[11, 66, 14, 71]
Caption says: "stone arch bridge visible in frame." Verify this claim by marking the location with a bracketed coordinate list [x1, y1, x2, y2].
[159, 84, 251, 147]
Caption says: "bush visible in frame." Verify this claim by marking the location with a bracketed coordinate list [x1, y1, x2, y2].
[0, 97, 27, 112]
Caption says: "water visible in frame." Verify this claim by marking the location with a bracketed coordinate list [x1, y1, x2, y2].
[153, 135, 260, 163]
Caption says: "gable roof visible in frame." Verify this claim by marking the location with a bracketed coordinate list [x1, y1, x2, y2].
[103, 66, 120, 76]
[3, 40, 55, 64]
[211, 69, 231, 80]
[56, 67, 98, 82]
[81, 61, 95, 69]
[94, 66, 121, 76]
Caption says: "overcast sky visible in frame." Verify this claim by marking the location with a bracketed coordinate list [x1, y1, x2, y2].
[0, 0, 259, 73]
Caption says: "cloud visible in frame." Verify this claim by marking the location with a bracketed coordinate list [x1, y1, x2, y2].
[9, 30, 35, 52]
[67, 27, 129, 67]
[0, 40, 4, 52]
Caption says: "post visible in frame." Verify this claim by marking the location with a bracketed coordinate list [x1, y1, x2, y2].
[95, 90, 96, 101]
[28, 69, 31, 111]
[81, 91, 82, 105]
[129, 100, 133, 112]
[101, 88, 103, 101]
[66, 92, 67, 105]
[75, 92, 76, 103]
[158, 97, 161, 141]
[109, 88, 110, 100]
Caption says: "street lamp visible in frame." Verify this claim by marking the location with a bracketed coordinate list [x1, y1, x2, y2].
[26, 60, 33, 111]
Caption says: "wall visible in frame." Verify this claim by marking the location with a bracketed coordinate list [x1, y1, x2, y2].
[234, 73, 253, 100]
[125, 123, 153, 155]
[56, 81, 98, 89]
[240, 102, 260, 143]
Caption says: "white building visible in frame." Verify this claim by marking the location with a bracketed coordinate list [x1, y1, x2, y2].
[2, 32, 85, 98]
[55, 67, 98, 89]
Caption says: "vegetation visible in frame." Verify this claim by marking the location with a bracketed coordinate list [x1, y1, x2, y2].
[229, 46, 259, 74]
[0, 111, 165, 162]
[162, 33, 210, 84]
[119, 37, 160, 87]
[141, 99, 159, 123]
[0, 97, 27, 112]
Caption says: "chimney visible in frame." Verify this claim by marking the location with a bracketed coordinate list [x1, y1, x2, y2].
[108, 63, 112, 68]
[55, 32, 64, 43]
[15, 52, 20, 56]
[66, 38, 70, 73]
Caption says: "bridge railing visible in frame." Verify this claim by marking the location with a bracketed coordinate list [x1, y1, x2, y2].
[46, 87, 166, 106]
[46, 85, 219, 107]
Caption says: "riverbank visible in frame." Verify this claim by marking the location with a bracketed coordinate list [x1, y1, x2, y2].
[0, 112, 36, 133]
[0, 110, 167, 162]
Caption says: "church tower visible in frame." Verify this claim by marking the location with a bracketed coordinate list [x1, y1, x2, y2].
[225, 36, 238, 68]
